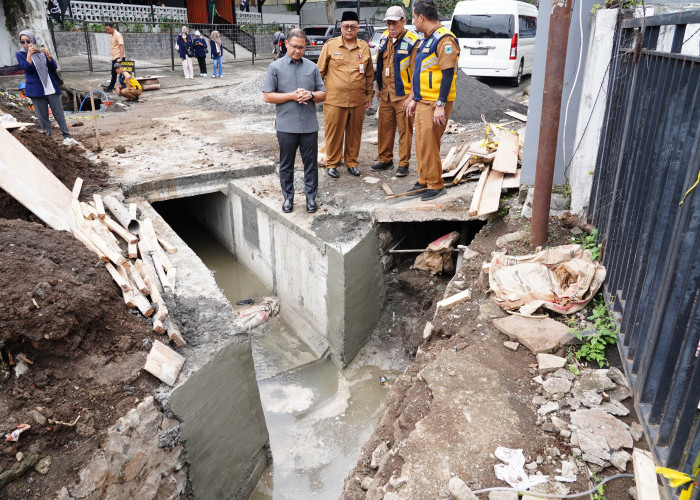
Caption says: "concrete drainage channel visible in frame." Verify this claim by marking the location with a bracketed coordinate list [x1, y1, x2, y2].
[121, 169, 411, 498]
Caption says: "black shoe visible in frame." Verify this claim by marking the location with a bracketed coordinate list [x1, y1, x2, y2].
[396, 166, 409, 177]
[420, 188, 446, 201]
[348, 167, 361, 176]
[282, 198, 293, 213]
[406, 182, 426, 196]
[327, 168, 339, 178]
[371, 161, 393, 171]
[306, 198, 317, 213]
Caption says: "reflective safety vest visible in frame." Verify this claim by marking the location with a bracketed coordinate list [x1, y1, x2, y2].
[375, 29, 419, 97]
[413, 26, 457, 102]
[119, 72, 142, 90]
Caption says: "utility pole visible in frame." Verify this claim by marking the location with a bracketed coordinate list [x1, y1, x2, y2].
[530, 0, 573, 247]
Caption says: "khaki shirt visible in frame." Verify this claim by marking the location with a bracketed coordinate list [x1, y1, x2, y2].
[110, 30, 124, 60]
[426, 26, 459, 71]
[317, 36, 374, 108]
[379, 29, 416, 103]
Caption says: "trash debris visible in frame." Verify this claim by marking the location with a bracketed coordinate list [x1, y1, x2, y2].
[379, 376, 388, 386]
[488, 244, 606, 315]
[5, 423, 30, 442]
[413, 232, 460, 275]
[236, 298, 255, 306]
[233, 296, 280, 330]
[493, 446, 549, 490]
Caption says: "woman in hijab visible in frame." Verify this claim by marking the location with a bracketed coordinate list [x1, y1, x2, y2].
[209, 30, 223, 78]
[15, 30, 77, 145]
[176, 26, 194, 79]
[193, 30, 208, 77]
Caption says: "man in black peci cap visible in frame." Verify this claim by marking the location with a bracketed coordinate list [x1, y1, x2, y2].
[317, 11, 374, 179]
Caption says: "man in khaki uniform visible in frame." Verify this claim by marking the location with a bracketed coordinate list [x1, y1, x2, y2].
[104, 22, 124, 93]
[317, 11, 374, 178]
[371, 6, 419, 178]
[405, 0, 459, 201]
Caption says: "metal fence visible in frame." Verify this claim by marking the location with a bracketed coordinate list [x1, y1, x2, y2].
[47, 19, 282, 73]
[589, 10, 700, 497]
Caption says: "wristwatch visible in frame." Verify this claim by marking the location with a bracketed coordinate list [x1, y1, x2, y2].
[436, 99, 445, 107]
[310, 91, 315, 101]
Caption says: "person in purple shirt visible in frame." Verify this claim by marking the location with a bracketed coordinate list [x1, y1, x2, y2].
[15, 30, 77, 146]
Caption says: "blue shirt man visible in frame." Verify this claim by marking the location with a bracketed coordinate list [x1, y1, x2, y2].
[263, 29, 327, 214]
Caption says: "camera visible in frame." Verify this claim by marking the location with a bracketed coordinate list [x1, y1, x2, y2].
[33, 44, 45, 50]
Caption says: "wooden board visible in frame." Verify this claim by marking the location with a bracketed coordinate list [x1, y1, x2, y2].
[144, 340, 185, 386]
[478, 169, 505, 216]
[504, 110, 527, 122]
[502, 169, 522, 189]
[436, 289, 471, 311]
[468, 169, 489, 217]
[632, 449, 661, 500]
[381, 183, 394, 196]
[0, 122, 35, 129]
[492, 129, 520, 174]
[0, 127, 74, 231]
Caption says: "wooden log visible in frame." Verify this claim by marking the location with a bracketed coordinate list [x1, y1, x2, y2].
[502, 169, 522, 189]
[632, 449, 661, 500]
[123, 261, 149, 294]
[492, 129, 519, 174]
[104, 262, 130, 292]
[134, 260, 169, 321]
[132, 293, 154, 318]
[504, 109, 527, 122]
[93, 194, 106, 219]
[71, 177, 83, 200]
[453, 162, 479, 185]
[478, 169, 506, 216]
[468, 168, 490, 216]
[72, 226, 107, 261]
[144, 340, 185, 386]
[102, 216, 138, 244]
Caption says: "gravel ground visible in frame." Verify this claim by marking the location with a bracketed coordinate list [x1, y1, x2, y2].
[186, 72, 274, 114]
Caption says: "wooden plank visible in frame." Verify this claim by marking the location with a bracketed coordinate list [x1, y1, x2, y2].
[93, 194, 106, 219]
[84, 227, 125, 266]
[381, 183, 394, 196]
[632, 449, 661, 500]
[468, 168, 490, 216]
[385, 187, 428, 201]
[80, 202, 97, 220]
[71, 177, 83, 200]
[492, 129, 519, 174]
[104, 262, 130, 292]
[436, 289, 471, 311]
[0, 121, 35, 129]
[156, 234, 178, 254]
[502, 169, 522, 189]
[128, 241, 138, 259]
[153, 318, 166, 334]
[478, 169, 506, 216]
[0, 127, 74, 231]
[504, 109, 527, 122]
[102, 216, 138, 244]
[123, 261, 149, 294]
[164, 317, 186, 347]
[144, 340, 185, 386]
[441, 146, 458, 172]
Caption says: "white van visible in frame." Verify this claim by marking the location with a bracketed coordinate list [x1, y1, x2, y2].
[450, 0, 538, 86]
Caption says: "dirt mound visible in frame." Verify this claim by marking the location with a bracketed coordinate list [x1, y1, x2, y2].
[451, 74, 528, 125]
[0, 219, 160, 498]
[0, 100, 110, 222]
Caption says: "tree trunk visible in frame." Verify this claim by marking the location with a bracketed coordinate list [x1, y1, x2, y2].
[326, 0, 333, 24]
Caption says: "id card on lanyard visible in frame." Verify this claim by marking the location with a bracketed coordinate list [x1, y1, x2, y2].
[358, 50, 364, 74]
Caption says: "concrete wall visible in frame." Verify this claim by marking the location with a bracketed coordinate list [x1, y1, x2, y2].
[54, 31, 175, 59]
[1, 0, 54, 67]
[184, 191, 237, 255]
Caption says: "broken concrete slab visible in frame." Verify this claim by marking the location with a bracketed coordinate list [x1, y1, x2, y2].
[504, 341, 519, 351]
[538, 401, 559, 415]
[573, 429, 611, 466]
[608, 386, 632, 401]
[496, 230, 528, 248]
[543, 377, 572, 394]
[574, 369, 617, 392]
[630, 422, 644, 442]
[600, 400, 630, 416]
[493, 316, 570, 354]
[570, 408, 633, 450]
[550, 368, 576, 381]
[607, 366, 629, 387]
[478, 299, 509, 322]
[611, 450, 631, 471]
[537, 353, 567, 374]
[448, 476, 478, 500]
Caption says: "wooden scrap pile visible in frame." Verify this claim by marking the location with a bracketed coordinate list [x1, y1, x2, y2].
[440, 124, 524, 216]
[69, 178, 185, 349]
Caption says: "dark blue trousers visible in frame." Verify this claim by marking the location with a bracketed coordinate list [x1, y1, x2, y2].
[276, 131, 318, 201]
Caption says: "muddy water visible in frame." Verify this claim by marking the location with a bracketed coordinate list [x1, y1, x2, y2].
[157, 207, 399, 499]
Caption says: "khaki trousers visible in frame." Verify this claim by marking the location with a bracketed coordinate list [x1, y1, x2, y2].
[415, 100, 454, 190]
[378, 98, 414, 168]
[323, 103, 365, 169]
[121, 88, 142, 101]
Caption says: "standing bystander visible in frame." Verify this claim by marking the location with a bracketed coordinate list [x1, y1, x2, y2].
[193, 30, 208, 76]
[273, 26, 286, 59]
[372, 6, 419, 178]
[405, 0, 459, 201]
[210, 30, 223, 77]
[263, 29, 326, 214]
[176, 26, 194, 79]
[317, 11, 374, 178]
[104, 22, 124, 92]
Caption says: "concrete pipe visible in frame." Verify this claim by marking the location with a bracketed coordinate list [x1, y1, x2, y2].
[103, 195, 140, 234]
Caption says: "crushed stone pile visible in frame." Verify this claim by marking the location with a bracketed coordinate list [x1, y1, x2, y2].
[186, 72, 275, 114]
[451, 73, 528, 125]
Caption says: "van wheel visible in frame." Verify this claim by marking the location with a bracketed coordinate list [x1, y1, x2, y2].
[511, 60, 523, 87]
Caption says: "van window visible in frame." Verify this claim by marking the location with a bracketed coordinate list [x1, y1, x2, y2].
[451, 14, 514, 39]
[519, 16, 537, 38]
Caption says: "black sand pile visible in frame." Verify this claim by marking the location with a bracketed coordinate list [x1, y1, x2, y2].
[451, 74, 528, 124]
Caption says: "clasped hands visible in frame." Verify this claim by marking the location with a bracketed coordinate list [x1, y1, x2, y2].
[292, 88, 313, 105]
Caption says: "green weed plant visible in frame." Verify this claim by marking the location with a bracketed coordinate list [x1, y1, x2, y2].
[569, 297, 619, 367]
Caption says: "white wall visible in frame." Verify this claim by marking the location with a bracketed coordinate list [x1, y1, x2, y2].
[1, 0, 53, 68]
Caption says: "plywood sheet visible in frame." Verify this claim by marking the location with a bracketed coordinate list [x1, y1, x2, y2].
[0, 127, 74, 231]
[478, 169, 505, 215]
[502, 169, 522, 189]
[492, 129, 519, 174]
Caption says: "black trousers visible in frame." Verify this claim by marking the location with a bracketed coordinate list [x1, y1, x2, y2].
[108, 58, 119, 90]
[277, 131, 318, 200]
[196, 56, 207, 74]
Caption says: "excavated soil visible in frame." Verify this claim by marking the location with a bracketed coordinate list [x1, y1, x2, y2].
[0, 97, 159, 499]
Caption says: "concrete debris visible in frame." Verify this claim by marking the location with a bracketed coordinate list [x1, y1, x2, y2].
[529, 480, 570, 497]
[532, 377, 544, 386]
[423, 321, 434, 339]
[521, 188, 571, 218]
[384, 492, 406, 500]
[610, 450, 631, 471]
[571, 388, 603, 407]
[493, 316, 570, 354]
[360, 476, 372, 490]
[608, 385, 632, 401]
[550, 416, 568, 430]
[575, 369, 617, 392]
[495, 230, 528, 248]
[448, 476, 478, 500]
[570, 408, 633, 450]
[629, 422, 644, 442]
[494, 447, 549, 490]
[607, 366, 628, 387]
[600, 400, 630, 416]
[559, 327, 598, 346]
[388, 475, 408, 490]
[542, 377, 572, 394]
[34, 456, 52, 475]
[537, 401, 559, 415]
[537, 353, 567, 374]
[503, 341, 519, 351]
[554, 460, 577, 482]
[573, 429, 611, 466]
[370, 441, 389, 469]
[550, 368, 577, 381]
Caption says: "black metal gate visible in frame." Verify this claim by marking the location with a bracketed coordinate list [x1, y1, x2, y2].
[589, 9, 700, 496]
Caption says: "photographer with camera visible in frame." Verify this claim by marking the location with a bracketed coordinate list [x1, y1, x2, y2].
[15, 30, 77, 146]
